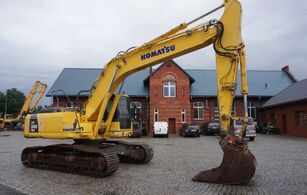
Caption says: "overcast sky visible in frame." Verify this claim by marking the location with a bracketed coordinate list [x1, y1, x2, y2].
[1, 0, 307, 105]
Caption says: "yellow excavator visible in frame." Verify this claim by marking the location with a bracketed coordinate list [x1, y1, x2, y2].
[22, 0, 256, 184]
[0, 114, 14, 129]
[0, 81, 47, 129]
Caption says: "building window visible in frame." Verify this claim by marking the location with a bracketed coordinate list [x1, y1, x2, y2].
[231, 101, 236, 116]
[130, 102, 141, 121]
[295, 111, 307, 126]
[213, 100, 219, 121]
[154, 109, 159, 122]
[248, 101, 256, 119]
[193, 102, 204, 119]
[66, 101, 74, 108]
[261, 113, 265, 123]
[163, 81, 176, 97]
[270, 113, 276, 124]
[181, 109, 186, 123]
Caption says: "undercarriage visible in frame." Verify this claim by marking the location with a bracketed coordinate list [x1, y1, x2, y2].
[21, 140, 153, 177]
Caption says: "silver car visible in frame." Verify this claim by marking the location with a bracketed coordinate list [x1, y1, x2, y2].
[230, 117, 256, 141]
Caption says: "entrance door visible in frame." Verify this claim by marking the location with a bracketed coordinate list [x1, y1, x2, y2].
[282, 114, 287, 134]
[168, 118, 176, 134]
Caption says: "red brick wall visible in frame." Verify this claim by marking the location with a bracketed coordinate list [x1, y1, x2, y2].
[51, 70, 272, 136]
[149, 61, 191, 134]
[53, 94, 270, 136]
[260, 100, 307, 137]
[234, 97, 269, 119]
[190, 98, 214, 125]
[53, 95, 270, 135]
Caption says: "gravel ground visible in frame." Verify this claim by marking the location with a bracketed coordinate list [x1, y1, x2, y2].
[0, 131, 306, 195]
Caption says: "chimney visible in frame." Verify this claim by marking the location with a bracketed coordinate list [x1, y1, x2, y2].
[281, 65, 297, 82]
[281, 66, 289, 72]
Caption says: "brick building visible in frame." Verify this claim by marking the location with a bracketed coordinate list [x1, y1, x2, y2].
[46, 60, 296, 135]
[260, 79, 307, 137]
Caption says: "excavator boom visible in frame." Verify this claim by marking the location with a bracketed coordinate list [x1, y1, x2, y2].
[0, 81, 47, 129]
[22, 0, 256, 184]
[17, 81, 47, 121]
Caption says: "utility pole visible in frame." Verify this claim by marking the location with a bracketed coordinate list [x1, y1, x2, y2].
[4, 90, 8, 119]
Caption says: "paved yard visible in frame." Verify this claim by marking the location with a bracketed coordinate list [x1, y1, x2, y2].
[0, 131, 306, 195]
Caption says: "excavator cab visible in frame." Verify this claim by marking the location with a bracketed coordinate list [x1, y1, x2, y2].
[100, 94, 133, 137]
[116, 96, 132, 129]
[103, 95, 132, 130]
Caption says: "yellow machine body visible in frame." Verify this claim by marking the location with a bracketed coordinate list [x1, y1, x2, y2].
[22, 0, 257, 184]
[24, 112, 131, 139]
[24, 93, 132, 138]
[24, 0, 247, 140]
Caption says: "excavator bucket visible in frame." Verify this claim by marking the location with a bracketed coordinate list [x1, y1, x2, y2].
[192, 135, 256, 185]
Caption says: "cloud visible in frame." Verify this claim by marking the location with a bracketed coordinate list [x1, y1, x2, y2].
[0, 0, 306, 104]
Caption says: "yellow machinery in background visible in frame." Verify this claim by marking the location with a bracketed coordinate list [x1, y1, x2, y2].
[0, 81, 47, 129]
[22, 0, 256, 184]
[0, 114, 14, 129]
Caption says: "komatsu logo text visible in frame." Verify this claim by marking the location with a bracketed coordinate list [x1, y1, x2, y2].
[141, 45, 175, 60]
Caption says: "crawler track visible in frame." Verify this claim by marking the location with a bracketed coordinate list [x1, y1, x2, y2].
[21, 140, 154, 177]
[110, 141, 154, 164]
[21, 144, 119, 177]
[73, 139, 154, 164]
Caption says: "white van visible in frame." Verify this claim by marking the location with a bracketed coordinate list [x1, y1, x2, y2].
[230, 117, 256, 141]
[153, 122, 168, 138]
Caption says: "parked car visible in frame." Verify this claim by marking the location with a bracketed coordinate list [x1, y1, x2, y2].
[230, 117, 256, 141]
[179, 123, 188, 136]
[201, 121, 220, 135]
[179, 124, 201, 137]
[153, 122, 168, 138]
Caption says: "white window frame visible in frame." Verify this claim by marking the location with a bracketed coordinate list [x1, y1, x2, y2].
[154, 109, 159, 122]
[193, 102, 204, 120]
[295, 111, 307, 126]
[181, 109, 186, 123]
[213, 99, 219, 121]
[163, 81, 176, 97]
[130, 102, 141, 109]
[130, 102, 142, 120]
[248, 101, 256, 119]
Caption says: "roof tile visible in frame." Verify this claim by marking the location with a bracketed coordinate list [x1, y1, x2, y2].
[261, 78, 307, 108]
[46, 67, 294, 97]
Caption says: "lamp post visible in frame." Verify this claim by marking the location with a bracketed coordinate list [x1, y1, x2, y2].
[4, 90, 8, 120]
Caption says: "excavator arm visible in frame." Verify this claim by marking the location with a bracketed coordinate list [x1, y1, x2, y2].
[16, 81, 47, 121]
[84, 0, 245, 136]
[0, 81, 47, 129]
[23, 0, 256, 184]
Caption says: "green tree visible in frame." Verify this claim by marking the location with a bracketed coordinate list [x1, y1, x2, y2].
[0, 88, 25, 116]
